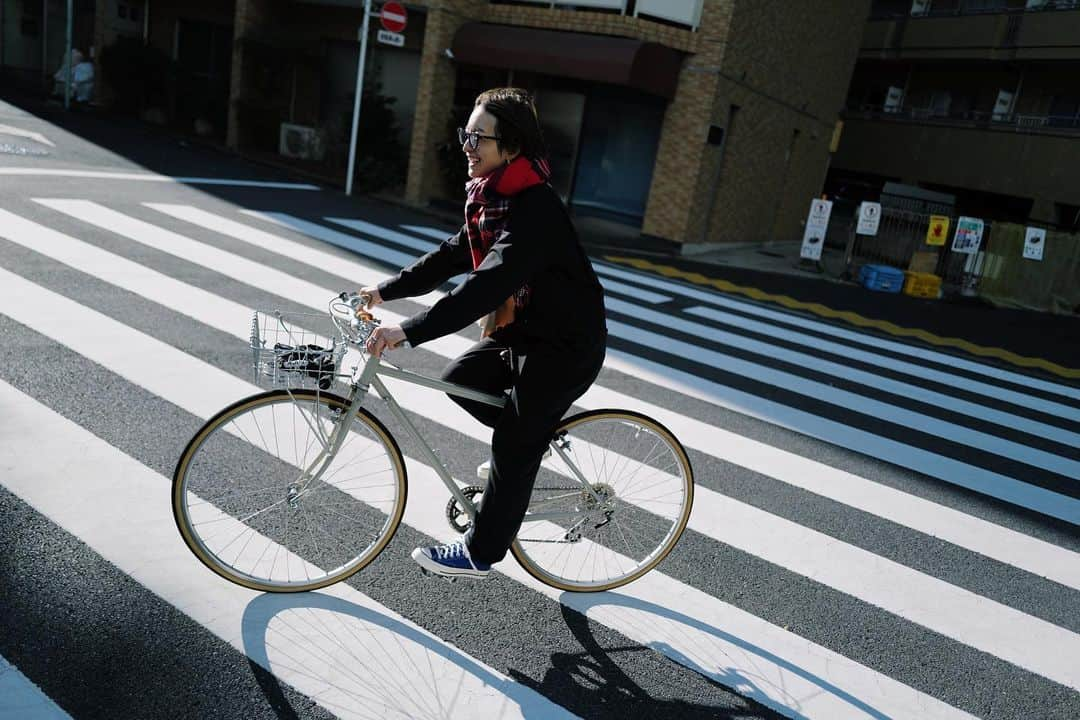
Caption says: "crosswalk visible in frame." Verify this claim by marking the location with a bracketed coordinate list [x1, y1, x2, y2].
[1, 191, 1078, 720]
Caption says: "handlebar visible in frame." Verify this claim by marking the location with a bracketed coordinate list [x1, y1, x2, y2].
[330, 292, 411, 353]
[330, 292, 381, 347]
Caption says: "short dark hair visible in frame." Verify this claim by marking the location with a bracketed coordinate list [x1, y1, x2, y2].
[475, 87, 547, 161]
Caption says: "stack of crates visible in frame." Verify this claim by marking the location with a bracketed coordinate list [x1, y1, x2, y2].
[903, 271, 942, 299]
[857, 264, 905, 293]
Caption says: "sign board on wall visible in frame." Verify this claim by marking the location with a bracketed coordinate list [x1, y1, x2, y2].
[856, 202, 881, 236]
[1023, 227, 1046, 260]
[925, 215, 950, 246]
[800, 198, 833, 260]
[951, 216, 984, 254]
[377, 30, 405, 46]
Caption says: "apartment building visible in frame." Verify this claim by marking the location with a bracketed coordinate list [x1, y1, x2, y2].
[223, 0, 869, 252]
[831, 0, 1080, 231]
[2, 0, 871, 252]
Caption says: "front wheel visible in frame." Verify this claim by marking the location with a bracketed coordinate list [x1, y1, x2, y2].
[511, 409, 694, 592]
[172, 389, 408, 593]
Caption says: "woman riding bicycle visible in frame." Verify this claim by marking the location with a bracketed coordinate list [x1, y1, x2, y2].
[361, 87, 608, 579]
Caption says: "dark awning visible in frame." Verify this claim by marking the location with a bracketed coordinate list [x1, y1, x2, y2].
[451, 23, 685, 100]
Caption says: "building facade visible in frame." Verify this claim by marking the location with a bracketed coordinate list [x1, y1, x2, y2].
[2, 0, 871, 251]
[832, 0, 1080, 231]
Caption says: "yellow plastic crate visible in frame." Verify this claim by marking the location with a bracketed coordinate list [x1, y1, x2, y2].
[903, 271, 942, 299]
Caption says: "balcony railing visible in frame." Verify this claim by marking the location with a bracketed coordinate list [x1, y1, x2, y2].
[844, 103, 1080, 132]
[870, 0, 1080, 20]
[489, 0, 705, 30]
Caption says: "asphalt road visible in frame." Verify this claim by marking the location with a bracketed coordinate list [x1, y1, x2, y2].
[1, 95, 1078, 720]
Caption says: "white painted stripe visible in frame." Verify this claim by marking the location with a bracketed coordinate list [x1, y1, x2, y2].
[599, 277, 671, 304]
[604, 334, 1080, 525]
[276, 213, 672, 304]
[316, 364, 1080, 688]
[143, 203, 444, 307]
[327, 217, 440, 253]
[0, 268, 979, 720]
[579, 381, 1080, 591]
[328, 218, 673, 305]
[33, 200, 476, 367]
[0, 168, 319, 189]
[684, 304, 1080, 427]
[253, 210, 1076, 439]
[605, 297, 1080, 480]
[24, 203, 1077, 568]
[0, 123, 55, 147]
[0, 654, 72, 720]
[382, 10, 406, 23]
[5, 222, 1078, 692]
[9, 208, 1077, 593]
[592, 261, 1080, 403]
[0, 381, 570, 720]
[400, 224, 452, 241]
[674, 301, 1080, 442]
[243, 211, 420, 269]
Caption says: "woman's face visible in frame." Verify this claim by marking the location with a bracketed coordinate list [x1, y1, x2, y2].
[463, 107, 515, 178]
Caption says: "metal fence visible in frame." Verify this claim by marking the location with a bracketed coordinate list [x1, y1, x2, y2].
[820, 204, 997, 297]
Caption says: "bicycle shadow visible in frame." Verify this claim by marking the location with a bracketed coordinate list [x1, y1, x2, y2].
[506, 600, 779, 720]
[523, 591, 893, 720]
[240, 591, 572, 720]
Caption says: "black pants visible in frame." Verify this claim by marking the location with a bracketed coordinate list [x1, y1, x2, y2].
[441, 329, 605, 565]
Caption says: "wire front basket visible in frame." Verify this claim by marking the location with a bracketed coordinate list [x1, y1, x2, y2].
[250, 310, 347, 390]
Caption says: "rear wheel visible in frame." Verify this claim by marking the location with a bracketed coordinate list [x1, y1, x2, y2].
[511, 409, 694, 592]
[172, 389, 407, 592]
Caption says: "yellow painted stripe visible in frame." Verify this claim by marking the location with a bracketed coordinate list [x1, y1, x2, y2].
[605, 255, 1080, 381]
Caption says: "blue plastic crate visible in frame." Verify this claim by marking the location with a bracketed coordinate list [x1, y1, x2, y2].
[858, 264, 905, 293]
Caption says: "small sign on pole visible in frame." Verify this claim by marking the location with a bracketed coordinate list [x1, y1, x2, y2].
[925, 215, 950, 246]
[951, 216, 984, 254]
[856, 201, 881, 236]
[377, 29, 404, 46]
[800, 198, 832, 261]
[1023, 227, 1046, 261]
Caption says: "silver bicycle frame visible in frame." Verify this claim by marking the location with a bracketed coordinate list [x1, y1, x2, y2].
[306, 351, 601, 525]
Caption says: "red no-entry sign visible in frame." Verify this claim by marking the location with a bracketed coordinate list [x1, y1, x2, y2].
[380, 2, 407, 33]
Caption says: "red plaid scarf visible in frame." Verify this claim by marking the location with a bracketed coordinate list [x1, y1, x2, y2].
[464, 155, 551, 335]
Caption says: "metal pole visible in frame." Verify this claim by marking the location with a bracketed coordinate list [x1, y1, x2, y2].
[41, 0, 48, 92]
[345, 0, 373, 196]
[64, 0, 73, 109]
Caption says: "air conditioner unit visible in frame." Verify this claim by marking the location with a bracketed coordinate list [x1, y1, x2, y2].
[279, 123, 325, 161]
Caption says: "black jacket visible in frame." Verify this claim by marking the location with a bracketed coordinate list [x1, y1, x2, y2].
[378, 184, 607, 351]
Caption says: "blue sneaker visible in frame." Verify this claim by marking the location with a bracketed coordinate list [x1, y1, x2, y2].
[411, 541, 491, 579]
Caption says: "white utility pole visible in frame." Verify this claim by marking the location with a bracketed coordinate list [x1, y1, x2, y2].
[64, 0, 73, 109]
[345, 0, 374, 196]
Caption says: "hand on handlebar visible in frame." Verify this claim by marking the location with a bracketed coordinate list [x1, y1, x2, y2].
[365, 325, 406, 358]
[358, 286, 382, 310]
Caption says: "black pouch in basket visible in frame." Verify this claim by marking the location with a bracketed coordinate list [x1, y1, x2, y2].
[274, 343, 335, 390]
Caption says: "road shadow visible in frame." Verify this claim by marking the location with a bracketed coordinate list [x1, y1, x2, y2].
[507, 600, 785, 720]
[530, 590, 896, 720]
[241, 591, 572, 720]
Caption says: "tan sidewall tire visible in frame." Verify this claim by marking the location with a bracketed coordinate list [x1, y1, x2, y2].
[510, 409, 694, 593]
[172, 389, 408, 593]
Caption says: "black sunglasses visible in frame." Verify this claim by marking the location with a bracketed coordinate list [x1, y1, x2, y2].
[458, 127, 500, 150]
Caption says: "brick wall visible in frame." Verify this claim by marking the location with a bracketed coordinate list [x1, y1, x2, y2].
[405, 1, 487, 204]
[691, 0, 871, 246]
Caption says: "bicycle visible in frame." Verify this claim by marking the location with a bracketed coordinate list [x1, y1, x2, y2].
[172, 293, 694, 594]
